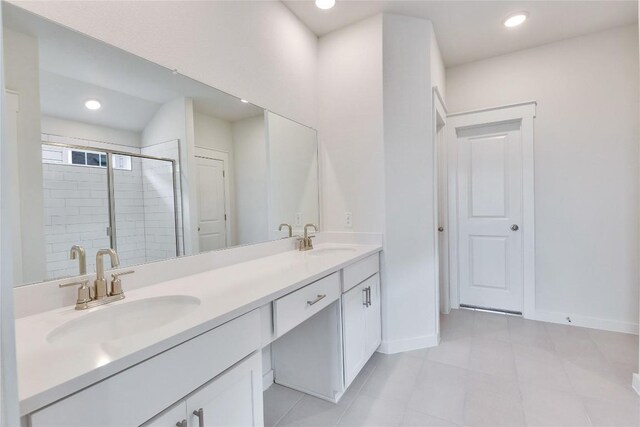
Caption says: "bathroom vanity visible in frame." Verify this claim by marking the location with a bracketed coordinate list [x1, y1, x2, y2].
[16, 242, 382, 426]
[3, 4, 382, 426]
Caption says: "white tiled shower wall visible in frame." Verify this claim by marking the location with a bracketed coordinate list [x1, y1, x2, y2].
[141, 140, 184, 259]
[43, 163, 111, 279]
[41, 135, 181, 280]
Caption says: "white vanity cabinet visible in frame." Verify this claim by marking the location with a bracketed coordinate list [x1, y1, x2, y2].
[29, 310, 263, 427]
[144, 352, 263, 427]
[342, 255, 381, 387]
[271, 253, 381, 401]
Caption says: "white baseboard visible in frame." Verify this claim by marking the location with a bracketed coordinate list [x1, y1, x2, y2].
[378, 333, 439, 354]
[262, 369, 274, 392]
[633, 373, 640, 397]
[531, 310, 638, 335]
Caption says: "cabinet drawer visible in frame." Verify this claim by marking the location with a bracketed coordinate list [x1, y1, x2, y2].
[30, 310, 261, 427]
[342, 253, 380, 293]
[273, 272, 340, 336]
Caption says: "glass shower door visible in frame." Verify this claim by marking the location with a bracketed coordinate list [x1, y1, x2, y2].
[111, 153, 178, 268]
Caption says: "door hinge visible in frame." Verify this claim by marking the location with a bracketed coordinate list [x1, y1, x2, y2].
[224, 214, 227, 221]
[223, 170, 225, 178]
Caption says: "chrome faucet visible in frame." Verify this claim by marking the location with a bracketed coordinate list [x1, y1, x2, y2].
[70, 245, 86, 275]
[279, 223, 293, 238]
[95, 248, 120, 300]
[60, 248, 133, 310]
[298, 224, 318, 251]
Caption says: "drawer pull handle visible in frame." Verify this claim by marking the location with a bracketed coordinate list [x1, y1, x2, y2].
[307, 294, 326, 306]
[193, 408, 204, 427]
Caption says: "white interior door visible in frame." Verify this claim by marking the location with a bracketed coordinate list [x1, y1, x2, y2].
[196, 156, 227, 252]
[457, 121, 523, 313]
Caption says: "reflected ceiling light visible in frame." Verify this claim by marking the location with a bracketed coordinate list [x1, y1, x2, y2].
[503, 12, 528, 28]
[240, 99, 249, 103]
[315, 0, 335, 10]
[85, 99, 101, 110]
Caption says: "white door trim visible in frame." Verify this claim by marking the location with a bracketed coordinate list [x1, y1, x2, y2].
[446, 101, 536, 318]
[194, 147, 232, 248]
[432, 87, 448, 339]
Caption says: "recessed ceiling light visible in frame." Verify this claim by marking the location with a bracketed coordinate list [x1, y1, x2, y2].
[315, 0, 335, 10]
[240, 99, 249, 103]
[85, 99, 101, 110]
[503, 12, 528, 28]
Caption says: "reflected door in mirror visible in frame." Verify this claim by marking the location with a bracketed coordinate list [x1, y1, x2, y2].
[196, 156, 228, 252]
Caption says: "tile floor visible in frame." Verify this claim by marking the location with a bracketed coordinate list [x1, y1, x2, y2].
[264, 309, 640, 427]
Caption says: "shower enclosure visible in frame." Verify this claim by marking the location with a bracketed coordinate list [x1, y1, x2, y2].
[41, 142, 181, 280]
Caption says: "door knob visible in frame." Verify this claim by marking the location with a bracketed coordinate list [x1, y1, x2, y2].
[511, 224, 519, 231]
[438, 227, 444, 232]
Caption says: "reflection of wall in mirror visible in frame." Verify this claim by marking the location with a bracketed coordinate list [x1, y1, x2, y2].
[4, 28, 46, 284]
[232, 115, 269, 245]
[267, 112, 319, 240]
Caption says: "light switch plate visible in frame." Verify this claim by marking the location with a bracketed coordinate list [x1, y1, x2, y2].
[295, 212, 302, 226]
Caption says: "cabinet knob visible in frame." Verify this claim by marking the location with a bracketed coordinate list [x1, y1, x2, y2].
[193, 408, 204, 427]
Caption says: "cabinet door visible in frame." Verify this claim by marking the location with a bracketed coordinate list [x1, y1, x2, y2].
[142, 401, 187, 427]
[186, 352, 263, 427]
[364, 274, 382, 357]
[342, 281, 367, 386]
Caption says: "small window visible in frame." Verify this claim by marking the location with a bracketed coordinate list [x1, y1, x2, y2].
[43, 144, 132, 171]
[71, 151, 86, 165]
[86, 152, 101, 166]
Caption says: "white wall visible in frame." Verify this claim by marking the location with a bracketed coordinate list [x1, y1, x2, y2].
[232, 114, 269, 245]
[41, 115, 142, 148]
[267, 112, 319, 238]
[3, 28, 46, 284]
[318, 15, 385, 233]
[9, 0, 318, 128]
[447, 25, 640, 332]
[193, 111, 233, 153]
[381, 14, 440, 351]
[430, 26, 446, 99]
[319, 14, 443, 352]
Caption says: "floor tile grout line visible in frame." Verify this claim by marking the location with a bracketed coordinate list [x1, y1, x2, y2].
[334, 362, 378, 426]
[272, 390, 305, 427]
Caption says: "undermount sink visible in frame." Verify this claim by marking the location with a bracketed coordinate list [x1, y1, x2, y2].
[307, 247, 358, 257]
[47, 295, 201, 345]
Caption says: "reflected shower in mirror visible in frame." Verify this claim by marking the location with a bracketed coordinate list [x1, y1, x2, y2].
[3, 3, 319, 286]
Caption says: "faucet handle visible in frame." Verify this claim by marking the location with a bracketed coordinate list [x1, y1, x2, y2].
[59, 279, 89, 288]
[59, 280, 91, 306]
[111, 270, 135, 279]
[110, 270, 134, 297]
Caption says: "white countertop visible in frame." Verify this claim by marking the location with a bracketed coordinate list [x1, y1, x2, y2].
[15, 243, 381, 415]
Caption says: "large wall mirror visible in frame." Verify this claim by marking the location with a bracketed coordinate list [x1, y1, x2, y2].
[3, 3, 320, 286]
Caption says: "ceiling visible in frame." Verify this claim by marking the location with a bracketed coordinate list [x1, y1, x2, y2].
[5, 3, 263, 132]
[283, 0, 638, 66]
